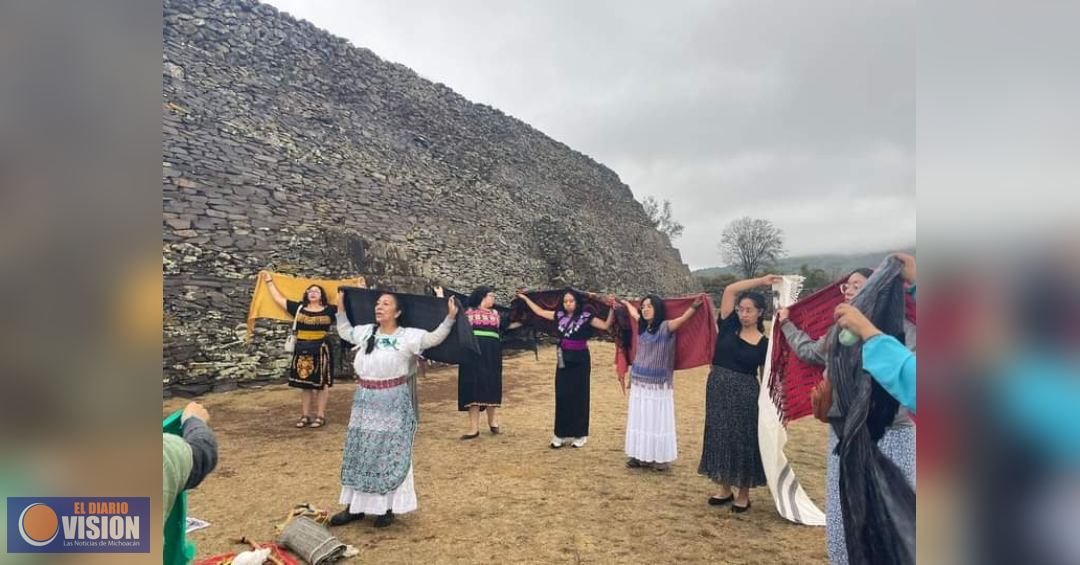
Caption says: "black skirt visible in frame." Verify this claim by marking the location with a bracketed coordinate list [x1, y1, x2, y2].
[288, 338, 334, 390]
[698, 365, 766, 488]
[554, 348, 590, 438]
[458, 335, 503, 411]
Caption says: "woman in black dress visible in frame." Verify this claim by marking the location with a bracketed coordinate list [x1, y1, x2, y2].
[457, 286, 522, 440]
[262, 272, 361, 428]
[517, 289, 614, 449]
[698, 274, 781, 511]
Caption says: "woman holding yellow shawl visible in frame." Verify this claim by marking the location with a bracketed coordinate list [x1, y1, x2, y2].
[262, 272, 363, 429]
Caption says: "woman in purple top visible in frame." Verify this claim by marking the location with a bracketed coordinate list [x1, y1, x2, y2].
[517, 289, 614, 448]
[622, 294, 704, 471]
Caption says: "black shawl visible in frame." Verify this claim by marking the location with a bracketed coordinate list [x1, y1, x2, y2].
[827, 256, 916, 565]
[340, 287, 479, 365]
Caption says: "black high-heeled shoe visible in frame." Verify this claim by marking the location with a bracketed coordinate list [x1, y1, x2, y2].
[460, 431, 480, 440]
[489, 425, 500, 435]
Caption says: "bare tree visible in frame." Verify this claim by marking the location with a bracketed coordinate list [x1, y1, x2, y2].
[718, 217, 785, 278]
[642, 196, 684, 240]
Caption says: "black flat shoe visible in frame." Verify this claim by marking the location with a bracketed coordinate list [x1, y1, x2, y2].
[626, 458, 644, 469]
[373, 511, 394, 528]
[460, 431, 480, 440]
[489, 425, 500, 435]
[708, 495, 734, 506]
[731, 501, 752, 513]
[328, 508, 365, 526]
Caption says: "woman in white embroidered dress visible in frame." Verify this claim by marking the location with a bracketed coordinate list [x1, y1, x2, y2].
[329, 290, 458, 528]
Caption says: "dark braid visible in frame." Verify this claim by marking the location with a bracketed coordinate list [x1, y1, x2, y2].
[363, 293, 402, 355]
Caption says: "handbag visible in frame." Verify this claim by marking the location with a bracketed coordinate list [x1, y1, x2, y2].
[284, 305, 302, 353]
[810, 376, 833, 423]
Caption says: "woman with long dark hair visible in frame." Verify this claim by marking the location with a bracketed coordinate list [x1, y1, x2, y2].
[517, 289, 614, 448]
[622, 294, 704, 470]
[331, 291, 458, 528]
[777, 258, 916, 564]
[456, 286, 522, 439]
[698, 274, 781, 512]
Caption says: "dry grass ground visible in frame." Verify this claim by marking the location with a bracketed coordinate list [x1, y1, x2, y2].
[164, 341, 829, 564]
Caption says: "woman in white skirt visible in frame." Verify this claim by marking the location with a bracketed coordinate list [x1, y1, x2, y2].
[622, 294, 704, 471]
[330, 290, 457, 528]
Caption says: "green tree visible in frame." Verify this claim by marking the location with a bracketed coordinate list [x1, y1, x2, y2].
[641, 196, 684, 240]
[798, 264, 832, 297]
[698, 273, 737, 306]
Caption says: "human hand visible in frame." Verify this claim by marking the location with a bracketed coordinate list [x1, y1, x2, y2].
[182, 401, 209, 424]
[433, 286, 445, 298]
[759, 274, 783, 286]
[833, 304, 881, 340]
[447, 297, 459, 318]
[261, 272, 273, 283]
[777, 307, 790, 322]
[894, 253, 917, 285]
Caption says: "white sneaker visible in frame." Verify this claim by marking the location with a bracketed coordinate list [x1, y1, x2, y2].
[571, 436, 588, 448]
[550, 435, 564, 449]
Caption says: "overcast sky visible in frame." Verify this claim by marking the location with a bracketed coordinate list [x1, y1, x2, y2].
[266, 0, 915, 270]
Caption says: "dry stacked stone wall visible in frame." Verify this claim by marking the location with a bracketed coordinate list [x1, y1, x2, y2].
[163, 0, 697, 395]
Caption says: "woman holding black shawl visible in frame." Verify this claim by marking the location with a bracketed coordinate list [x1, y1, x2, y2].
[517, 289, 614, 448]
[777, 256, 916, 564]
[698, 274, 781, 512]
[454, 286, 523, 439]
[330, 290, 458, 528]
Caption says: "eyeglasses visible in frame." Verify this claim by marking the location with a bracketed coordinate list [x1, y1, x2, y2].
[840, 283, 863, 294]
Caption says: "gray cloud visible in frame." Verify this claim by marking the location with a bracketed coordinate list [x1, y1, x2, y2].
[267, 0, 915, 269]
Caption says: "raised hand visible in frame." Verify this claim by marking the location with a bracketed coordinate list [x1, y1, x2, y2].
[759, 274, 783, 286]
[894, 253, 917, 284]
[182, 401, 210, 424]
[447, 297, 459, 318]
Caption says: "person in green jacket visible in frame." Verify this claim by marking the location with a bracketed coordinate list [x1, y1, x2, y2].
[163, 402, 219, 523]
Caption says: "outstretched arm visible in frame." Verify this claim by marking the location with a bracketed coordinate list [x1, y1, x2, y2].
[419, 297, 459, 350]
[261, 272, 289, 311]
[517, 293, 556, 321]
[620, 299, 641, 323]
[590, 297, 616, 331]
[669, 295, 705, 333]
[720, 274, 782, 319]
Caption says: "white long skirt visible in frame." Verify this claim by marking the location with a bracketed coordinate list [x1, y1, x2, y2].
[339, 466, 417, 515]
[624, 383, 678, 463]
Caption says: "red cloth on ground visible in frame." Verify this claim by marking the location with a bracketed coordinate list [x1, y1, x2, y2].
[193, 543, 299, 565]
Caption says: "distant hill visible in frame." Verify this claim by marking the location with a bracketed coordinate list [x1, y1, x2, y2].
[692, 247, 916, 279]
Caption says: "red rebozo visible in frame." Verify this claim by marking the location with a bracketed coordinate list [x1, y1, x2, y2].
[614, 294, 718, 382]
[769, 280, 917, 424]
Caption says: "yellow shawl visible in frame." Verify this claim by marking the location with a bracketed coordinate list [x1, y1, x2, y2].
[246, 271, 366, 339]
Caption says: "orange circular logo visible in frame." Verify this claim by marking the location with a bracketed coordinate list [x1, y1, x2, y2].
[19, 503, 59, 546]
